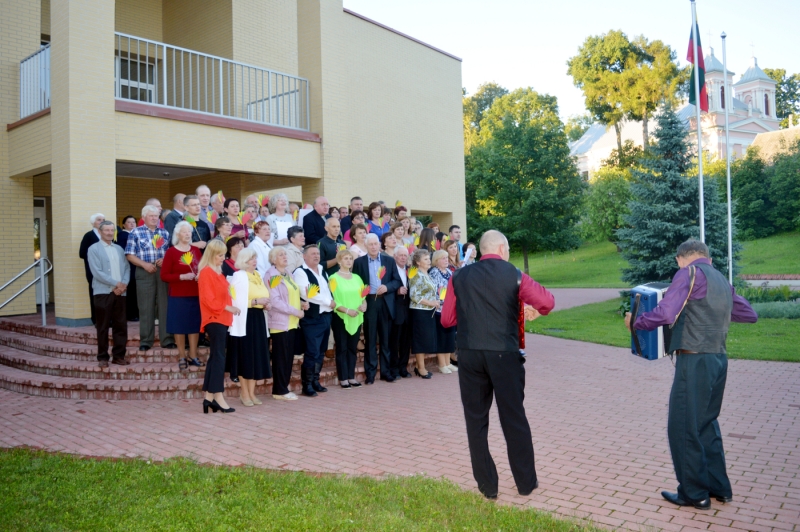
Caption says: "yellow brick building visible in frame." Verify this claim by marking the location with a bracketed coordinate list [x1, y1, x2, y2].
[1, 0, 465, 325]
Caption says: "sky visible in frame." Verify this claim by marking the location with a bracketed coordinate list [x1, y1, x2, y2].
[342, 0, 800, 120]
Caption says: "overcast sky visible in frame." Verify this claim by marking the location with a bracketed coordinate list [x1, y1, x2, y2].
[343, 0, 800, 120]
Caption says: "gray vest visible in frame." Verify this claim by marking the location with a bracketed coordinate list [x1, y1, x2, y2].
[669, 263, 732, 354]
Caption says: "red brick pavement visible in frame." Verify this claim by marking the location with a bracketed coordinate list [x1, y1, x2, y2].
[1, 333, 798, 532]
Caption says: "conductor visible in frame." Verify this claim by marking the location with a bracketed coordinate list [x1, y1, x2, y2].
[625, 239, 757, 510]
[441, 230, 555, 499]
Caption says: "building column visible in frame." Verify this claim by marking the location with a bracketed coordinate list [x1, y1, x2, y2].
[50, 0, 116, 326]
[0, 0, 40, 316]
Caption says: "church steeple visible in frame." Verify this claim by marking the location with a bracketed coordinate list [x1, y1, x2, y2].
[704, 47, 734, 112]
[734, 56, 777, 119]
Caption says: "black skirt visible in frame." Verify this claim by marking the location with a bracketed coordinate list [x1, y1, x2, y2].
[166, 296, 201, 334]
[410, 308, 437, 354]
[435, 312, 456, 353]
[237, 309, 271, 380]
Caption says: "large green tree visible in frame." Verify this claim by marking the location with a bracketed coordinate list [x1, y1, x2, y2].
[466, 88, 585, 273]
[582, 167, 632, 243]
[617, 105, 739, 284]
[463, 82, 509, 154]
[564, 113, 594, 142]
[764, 68, 800, 129]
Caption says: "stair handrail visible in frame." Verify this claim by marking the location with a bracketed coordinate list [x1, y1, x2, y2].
[0, 258, 53, 325]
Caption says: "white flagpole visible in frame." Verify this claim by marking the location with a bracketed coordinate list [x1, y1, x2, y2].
[691, 0, 705, 242]
[721, 32, 733, 283]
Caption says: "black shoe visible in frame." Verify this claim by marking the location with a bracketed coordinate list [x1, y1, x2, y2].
[311, 364, 327, 392]
[365, 379, 374, 385]
[202, 399, 220, 414]
[449, 357, 458, 367]
[381, 376, 397, 383]
[210, 400, 235, 413]
[710, 493, 733, 503]
[661, 491, 710, 510]
[230, 376, 239, 383]
[301, 367, 318, 397]
[139, 345, 151, 352]
[414, 368, 432, 379]
[162, 343, 178, 350]
[187, 357, 204, 367]
[483, 492, 498, 500]
[518, 480, 539, 496]
[340, 383, 352, 390]
[399, 371, 412, 378]
[349, 381, 362, 388]
[198, 337, 210, 347]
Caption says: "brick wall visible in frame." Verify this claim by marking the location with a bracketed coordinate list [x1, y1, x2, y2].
[116, 177, 170, 225]
[116, 0, 162, 42]
[163, 0, 232, 59]
[9, 114, 51, 177]
[232, 0, 298, 74]
[41, 0, 50, 37]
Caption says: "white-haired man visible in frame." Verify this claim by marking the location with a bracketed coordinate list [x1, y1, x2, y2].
[196, 185, 214, 234]
[79, 213, 105, 324]
[125, 204, 176, 351]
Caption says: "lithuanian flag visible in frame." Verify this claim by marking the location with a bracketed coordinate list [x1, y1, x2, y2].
[686, 23, 708, 112]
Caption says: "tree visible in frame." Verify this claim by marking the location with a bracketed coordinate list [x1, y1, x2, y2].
[764, 68, 800, 129]
[565, 113, 594, 142]
[730, 148, 774, 239]
[466, 88, 585, 273]
[463, 82, 509, 154]
[567, 30, 638, 153]
[768, 138, 800, 232]
[602, 139, 644, 169]
[621, 37, 684, 149]
[582, 167, 632, 243]
[617, 105, 739, 284]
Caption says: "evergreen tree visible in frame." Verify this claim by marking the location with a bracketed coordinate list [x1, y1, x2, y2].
[617, 105, 740, 285]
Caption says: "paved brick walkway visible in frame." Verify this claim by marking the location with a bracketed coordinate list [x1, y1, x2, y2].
[549, 288, 624, 311]
[1, 333, 798, 531]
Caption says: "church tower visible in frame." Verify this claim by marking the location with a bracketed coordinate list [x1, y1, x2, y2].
[704, 48, 734, 113]
[734, 57, 778, 121]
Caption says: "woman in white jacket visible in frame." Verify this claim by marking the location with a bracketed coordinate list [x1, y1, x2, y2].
[249, 221, 273, 277]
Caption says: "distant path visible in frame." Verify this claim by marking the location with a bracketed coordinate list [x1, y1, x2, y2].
[549, 288, 622, 311]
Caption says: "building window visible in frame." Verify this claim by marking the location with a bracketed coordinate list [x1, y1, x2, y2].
[764, 94, 770, 116]
[115, 57, 156, 103]
[720, 86, 725, 109]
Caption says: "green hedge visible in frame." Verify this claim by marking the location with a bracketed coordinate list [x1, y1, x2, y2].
[752, 301, 800, 319]
[738, 285, 800, 303]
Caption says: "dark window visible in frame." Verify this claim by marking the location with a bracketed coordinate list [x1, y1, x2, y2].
[764, 94, 770, 115]
[720, 86, 725, 109]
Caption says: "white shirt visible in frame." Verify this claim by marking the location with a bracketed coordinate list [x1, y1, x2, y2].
[292, 262, 334, 313]
[249, 235, 273, 277]
[396, 264, 407, 287]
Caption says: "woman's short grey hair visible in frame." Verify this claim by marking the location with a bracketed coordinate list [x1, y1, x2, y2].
[268, 193, 288, 213]
[431, 250, 448, 266]
[676, 239, 710, 258]
[365, 233, 380, 244]
[411, 249, 430, 268]
[171, 221, 193, 246]
[268, 246, 286, 264]
[90, 213, 105, 225]
[235, 248, 257, 270]
[141, 204, 160, 218]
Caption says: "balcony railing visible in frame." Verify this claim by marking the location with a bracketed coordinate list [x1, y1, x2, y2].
[114, 33, 310, 131]
[19, 44, 51, 119]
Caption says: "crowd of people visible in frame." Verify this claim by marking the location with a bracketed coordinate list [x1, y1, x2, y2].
[81, 188, 478, 413]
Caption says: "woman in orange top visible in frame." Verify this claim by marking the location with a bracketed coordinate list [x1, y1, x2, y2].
[197, 239, 241, 414]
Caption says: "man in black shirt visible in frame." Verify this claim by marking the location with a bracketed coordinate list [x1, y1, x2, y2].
[302, 196, 330, 245]
[318, 217, 345, 276]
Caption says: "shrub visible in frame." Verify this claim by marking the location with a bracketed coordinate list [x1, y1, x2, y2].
[582, 167, 632, 243]
[737, 285, 800, 303]
[751, 301, 800, 319]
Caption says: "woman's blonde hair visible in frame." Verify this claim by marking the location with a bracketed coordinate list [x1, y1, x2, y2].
[268, 246, 286, 264]
[235, 248, 257, 270]
[336, 249, 354, 263]
[431, 250, 448, 268]
[199, 239, 227, 272]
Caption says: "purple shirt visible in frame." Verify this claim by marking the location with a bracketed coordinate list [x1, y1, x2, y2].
[634, 258, 758, 331]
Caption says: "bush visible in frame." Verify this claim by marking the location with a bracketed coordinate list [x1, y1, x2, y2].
[738, 285, 800, 303]
[751, 301, 800, 319]
[582, 167, 632, 243]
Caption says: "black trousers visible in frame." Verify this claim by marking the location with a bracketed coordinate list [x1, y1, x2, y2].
[125, 269, 139, 320]
[363, 296, 391, 381]
[390, 317, 412, 377]
[94, 293, 127, 361]
[300, 313, 332, 372]
[668, 352, 732, 502]
[203, 322, 227, 393]
[331, 313, 360, 381]
[271, 329, 297, 395]
[458, 348, 536, 497]
[87, 282, 96, 324]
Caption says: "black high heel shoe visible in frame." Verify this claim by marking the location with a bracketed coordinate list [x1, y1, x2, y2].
[202, 399, 220, 414]
[414, 368, 432, 379]
[211, 400, 235, 413]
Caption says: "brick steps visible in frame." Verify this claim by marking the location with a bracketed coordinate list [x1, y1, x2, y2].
[0, 318, 148, 347]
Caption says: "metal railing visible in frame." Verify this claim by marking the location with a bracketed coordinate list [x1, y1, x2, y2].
[0, 258, 52, 326]
[19, 44, 51, 119]
[115, 33, 310, 131]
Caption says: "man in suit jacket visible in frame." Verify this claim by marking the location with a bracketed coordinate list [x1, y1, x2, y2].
[88, 221, 131, 368]
[183, 194, 211, 249]
[389, 246, 413, 379]
[353, 233, 402, 384]
[339, 196, 363, 235]
[163, 193, 186, 240]
[302, 196, 330, 246]
[79, 213, 104, 324]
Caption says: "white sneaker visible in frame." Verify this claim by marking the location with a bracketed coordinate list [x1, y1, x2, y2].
[447, 364, 458, 372]
[273, 392, 299, 401]
[438, 366, 452, 374]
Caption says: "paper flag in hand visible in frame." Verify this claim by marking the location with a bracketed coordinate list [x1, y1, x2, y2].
[261, 195, 270, 207]
[328, 278, 337, 293]
[360, 285, 371, 299]
[414, 235, 420, 246]
[443, 235, 449, 242]
[229, 285, 236, 299]
[306, 284, 320, 299]
[180, 252, 194, 267]
[114, 227, 118, 242]
[395, 200, 402, 207]
[210, 211, 218, 224]
[237, 212, 243, 224]
[217, 191, 225, 204]
[438, 287, 447, 300]
[268, 276, 282, 289]
[377, 266, 386, 280]
[337, 243, 347, 252]
[241, 212, 253, 226]
[408, 266, 418, 279]
[151, 234, 166, 249]
[431, 240, 437, 250]
[292, 209, 298, 221]
[185, 215, 197, 228]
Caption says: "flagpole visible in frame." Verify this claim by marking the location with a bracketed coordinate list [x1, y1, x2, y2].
[691, 0, 705, 242]
[721, 32, 733, 283]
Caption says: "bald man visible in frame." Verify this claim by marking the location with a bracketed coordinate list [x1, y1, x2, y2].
[317, 217, 345, 276]
[441, 230, 555, 499]
[164, 193, 186, 238]
[302, 196, 330, 246]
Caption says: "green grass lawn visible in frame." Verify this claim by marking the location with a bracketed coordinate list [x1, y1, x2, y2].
[527, 298, 800, 362]
[510, 242, 629, 288]
[0, 449, 598, 532]
[739, 232, 800, 275]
